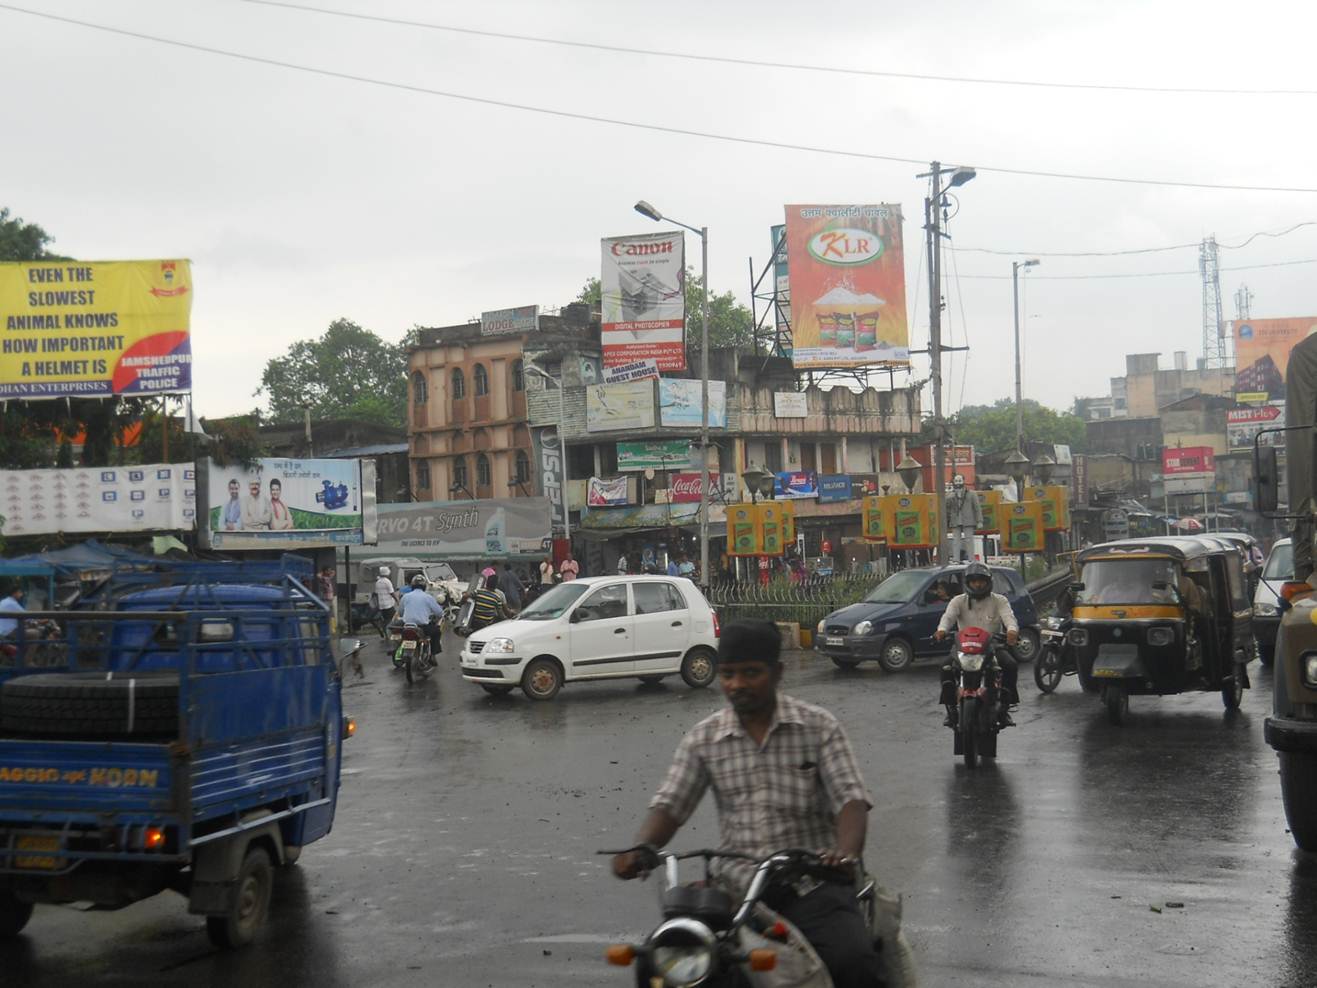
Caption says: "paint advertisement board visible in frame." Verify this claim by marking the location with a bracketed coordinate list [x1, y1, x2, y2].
[1027, 485, 1070, 532]
[0, 259, 192, 399]
[1232, 317, 1317, 401]
[727, 503, 758, 556]
[0, 463, 195, 536]
[600, 231, 686, 370]
[586, 381, 656, 432]
[783, 204, 909, 369]
[659, 379, 727, 428]
[202, 457, 375, 550]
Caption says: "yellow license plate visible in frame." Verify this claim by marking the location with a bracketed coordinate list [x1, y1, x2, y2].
[14, 834, 60, 870]
[401, 641, 416, 650]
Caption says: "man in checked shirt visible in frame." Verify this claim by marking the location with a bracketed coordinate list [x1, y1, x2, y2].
[612, 619, 882, 987]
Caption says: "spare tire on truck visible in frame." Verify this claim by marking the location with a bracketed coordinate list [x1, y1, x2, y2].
[0, 672, 179, 739]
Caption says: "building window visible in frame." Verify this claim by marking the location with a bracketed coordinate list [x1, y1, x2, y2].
[452, 456, 468, 492]
[512, 359, 524, 392]
[451, 368, 466, 400]
[412, 371, 427, 405]
[476, 453, 492, 488]
[515, 450, 531, 485]
[474, 364, 489, 397]
[416, 461, 431, 489]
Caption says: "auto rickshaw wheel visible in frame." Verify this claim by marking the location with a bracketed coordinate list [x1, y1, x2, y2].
[1104, 686, 1128, 726]
[1222, 664, 1244, 711]
[1279, 751, 1317, 851]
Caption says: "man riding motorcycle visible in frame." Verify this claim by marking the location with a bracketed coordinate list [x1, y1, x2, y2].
[612, 619, 883, 988]
[398, 574, 444, 657]
[935, 561, 1020, 728]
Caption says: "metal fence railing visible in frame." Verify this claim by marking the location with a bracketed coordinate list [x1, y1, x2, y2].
[705, 575, 882, 631]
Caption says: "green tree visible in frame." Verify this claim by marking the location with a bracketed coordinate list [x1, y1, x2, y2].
[575, 268, 758, 350]
[941, 398, 1087, 454]
[256, 318, 409, 427]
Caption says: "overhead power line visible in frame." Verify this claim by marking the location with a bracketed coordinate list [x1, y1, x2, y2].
[239, 0, 1317, 98]
[2, 4, 1316, 194]
[953, 220, 1317, 258]
[955, 256, 1317, 280]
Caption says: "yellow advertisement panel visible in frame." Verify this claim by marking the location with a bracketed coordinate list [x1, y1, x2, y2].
[1003, 501, 1044, 553]
[727, 503, 759, 556]
[976, 489, 1002, 534]
[862, 495, 885, 542]
[779, 499, 796, 547]
[757, 502, 785, 556]
[881, 493, 937, 549]
[1027, 486, 1070, 532]
[0, 259, 192, 399]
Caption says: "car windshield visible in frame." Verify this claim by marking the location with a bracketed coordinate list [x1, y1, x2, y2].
[429, 563, 458, 582]
[518, 582, 589, 620]
[863, 571, 930, 604]
[1264, 543, 1294, 580]
[1078, 558, 1179, 605]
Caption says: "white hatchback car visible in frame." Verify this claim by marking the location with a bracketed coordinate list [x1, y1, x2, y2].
[459, 575, 720, 700]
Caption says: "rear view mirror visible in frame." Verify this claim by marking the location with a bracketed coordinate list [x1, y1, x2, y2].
[1255, 445, 1279, 515]
[571, 606, 590, 624]
[1069, 582, 1085, 594]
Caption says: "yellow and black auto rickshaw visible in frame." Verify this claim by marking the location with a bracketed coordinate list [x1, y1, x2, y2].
[1070, 536, 1254, 724]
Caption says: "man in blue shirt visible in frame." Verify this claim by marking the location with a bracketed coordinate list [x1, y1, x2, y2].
[399, 574, 445, 656]
[666, 557, 680, 577]
[0, 584, 26, 640]
[221, 479, 243, 530]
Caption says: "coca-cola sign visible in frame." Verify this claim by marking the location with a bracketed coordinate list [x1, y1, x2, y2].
[669, 472, 720, 503]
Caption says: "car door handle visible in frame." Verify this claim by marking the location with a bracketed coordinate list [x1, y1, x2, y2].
[671, 621, 684, 627]
[614, 627, 627, 634]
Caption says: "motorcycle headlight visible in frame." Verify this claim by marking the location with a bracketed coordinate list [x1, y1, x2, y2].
[1046, 616, 1062, 629]
[1069, 628, 1088, 647]
[648, 918, 716, 988]
[1146, 626, 1174, 647]
[957, 652, 985, 673]
[1304, 654, 1317, 689]
[853, 620, 873, 637]
[1254, 601, 1278, 617]
[484, 637, 516, 655]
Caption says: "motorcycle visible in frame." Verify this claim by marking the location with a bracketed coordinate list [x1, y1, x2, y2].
[947, 627, 1008, 769]
[601, 847, 918, 987]
[399, 623, 438, 684]
[1034, 614, 1077, 694]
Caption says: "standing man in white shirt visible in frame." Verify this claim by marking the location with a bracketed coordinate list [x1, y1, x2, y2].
[240, 479, 272, 531]
[372, 567, 398, 636]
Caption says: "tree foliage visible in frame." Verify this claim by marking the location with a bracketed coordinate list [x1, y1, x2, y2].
[575, 269, 757, 351]
[942, 398, 1087, 454]
[256, 318, 409, 427]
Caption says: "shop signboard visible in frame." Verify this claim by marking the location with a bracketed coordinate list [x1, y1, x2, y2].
[600, 231, 686, 370]
[616, 439, 692, 472]
[817, 474, 853, 503]
[480, 305, 537, 337]
[782, 204, 909, 369]
[0, 463, 195, 536]
[773, 471, 818, 499]
[1003, 501, 1044, 554]
[0, 259, 193, 399]
[1102, 507, 1130, 542]
[602, 358, 659, 384]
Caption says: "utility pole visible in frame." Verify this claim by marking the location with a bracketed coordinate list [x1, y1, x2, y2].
[924, 167, 947, 565]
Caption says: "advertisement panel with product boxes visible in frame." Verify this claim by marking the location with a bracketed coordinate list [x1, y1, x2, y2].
[600, 231, 686, 370]
[783, 204, 909, 369]
[975, 489, 1002, 534]
[0, 259, 193, 399]
[0, 463, 195, 536]
[1027, 486, 1070, 532]
[1003, 501, 1043, 553]
[880, 493, 937, 549]
[203, 457, 377, 550]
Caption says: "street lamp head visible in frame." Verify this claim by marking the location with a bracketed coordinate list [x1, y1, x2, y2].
[947, 166, 977, 188]
[1033, 453, 1057, 485]
[896, 453, 922, 493]
[1024, 258, 1040, 269]
[634, 200, 662, 222]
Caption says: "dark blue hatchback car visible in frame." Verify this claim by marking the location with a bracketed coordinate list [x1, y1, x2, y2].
[814, 565, 1040, 673]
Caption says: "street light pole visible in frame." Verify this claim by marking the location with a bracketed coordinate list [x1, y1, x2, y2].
[635, 200, 710, 588]
[1012, 258, 1040, 455]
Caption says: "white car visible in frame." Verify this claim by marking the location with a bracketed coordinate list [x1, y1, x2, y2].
[460, 575, 720, 700]
[1253, 537, 1292, 667]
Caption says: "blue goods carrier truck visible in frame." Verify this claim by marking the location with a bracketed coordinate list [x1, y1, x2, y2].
[0, 557, 355, 947]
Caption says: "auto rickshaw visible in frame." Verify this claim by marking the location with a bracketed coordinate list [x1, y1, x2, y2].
[1070, 536, 1254, 724]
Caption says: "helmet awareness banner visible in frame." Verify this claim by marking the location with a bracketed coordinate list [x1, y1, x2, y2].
[0, 259, 192, 399]
[783, 205, 909, 369]
[600, 231, 686, 371]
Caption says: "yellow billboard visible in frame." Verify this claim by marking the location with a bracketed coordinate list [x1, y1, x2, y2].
[976, 489, 1002, 534]
[727, 503, 758, 556]
[1003, 501, 1044, 553]
[880, 493, 937, 549]
[1027, 486, 1070, 532]
[0, 259, 192, 400]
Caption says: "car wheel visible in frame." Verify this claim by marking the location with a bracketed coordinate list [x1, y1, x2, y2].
[521, 658, 562, 701]
[877, 638, 913, 674]
[681, 648, 717, 689]
[1013, 629, 1040, 663]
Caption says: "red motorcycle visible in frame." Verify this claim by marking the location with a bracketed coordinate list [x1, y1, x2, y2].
[947, 626, 1008, 769]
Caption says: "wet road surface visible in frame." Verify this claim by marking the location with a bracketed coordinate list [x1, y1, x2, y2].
[3, 633, 1316, 987]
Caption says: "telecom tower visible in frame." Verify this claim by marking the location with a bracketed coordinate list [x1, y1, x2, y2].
[1199, 236, 1232, 369]
[1235, 283, 1253, 321]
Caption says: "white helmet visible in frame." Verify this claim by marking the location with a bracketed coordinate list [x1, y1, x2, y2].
[379, 566, 390, 576]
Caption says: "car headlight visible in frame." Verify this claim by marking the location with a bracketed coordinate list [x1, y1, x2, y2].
[484, 637, 516, 655]
[1254, 601, 1278, 617]
[853, 620, 873, 637]
[1069, 628, 1088, 647]
[1046, 616, 1063, 629]
[1304, 654, 1317, 689]
[1146, 626, 1174, 647]
[957, 652, 985, 673]
[817, 619, 826, 635]
[648, 918, 716, 988]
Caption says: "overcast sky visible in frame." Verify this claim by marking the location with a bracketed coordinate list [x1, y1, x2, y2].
[4, 0, 1317, 421]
